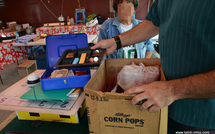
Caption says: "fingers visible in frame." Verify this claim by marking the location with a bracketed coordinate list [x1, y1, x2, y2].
[139, 100, 160, 113]
[91, 40, 105, 50]
[148, 105, 160, 113]
[91, 38, 116, 49]
[139, 100, 154, 111]
[124, 86, 145, 95]
[130, 92, 148, 105]
[91, 44, 100, 50]
[91, 39, 109, 50]
[130, 92, 160, 112]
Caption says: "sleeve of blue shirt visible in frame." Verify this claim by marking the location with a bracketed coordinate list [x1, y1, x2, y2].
[145, 39, 154, 52]
[145, 0, 160, 27]
[98, 28, 106, 42]
[97, 21, 109, 60]
[98, 20, 109, 42]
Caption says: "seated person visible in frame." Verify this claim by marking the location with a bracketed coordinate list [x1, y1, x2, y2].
[98, 0, 154, 59]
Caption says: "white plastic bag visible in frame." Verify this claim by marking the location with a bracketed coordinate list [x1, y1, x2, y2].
[117, 62, 160, 91]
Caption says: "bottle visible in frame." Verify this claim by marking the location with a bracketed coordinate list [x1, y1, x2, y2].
[82, 26, 86, 33]
[70, 18, 74, 26]
[15, 32, 19, 39]
[67, 16, 71, 26]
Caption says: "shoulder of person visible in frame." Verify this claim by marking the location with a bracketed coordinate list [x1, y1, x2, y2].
[101, 18, 115, 29]
[132, 18, 143, 26]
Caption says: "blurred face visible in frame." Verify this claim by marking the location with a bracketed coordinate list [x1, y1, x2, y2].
[117, 0, 135, 22]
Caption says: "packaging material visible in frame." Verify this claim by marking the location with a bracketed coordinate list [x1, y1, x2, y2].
[41, 33, 90, 91]
[86, 17, 98, 27]
[25, 27, 35, 34]
[51, 69, 68, 78]
[6, 21, 16, 31]
[15, 34, 38, 44]
[14, 24, 22, 31]
[22, 23, 30, 29]
[84, 58, 167, 134]
[16, 100, 86, 124]
[117, 62, 160, 91]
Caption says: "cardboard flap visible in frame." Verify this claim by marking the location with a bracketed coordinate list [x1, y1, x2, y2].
[84, 88, 104, 97]
[104, 92, 134, 100]
[159, 106, 168, 134]
[106, 58, 161, 67]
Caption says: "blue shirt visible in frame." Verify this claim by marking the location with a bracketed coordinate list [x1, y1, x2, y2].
[98, 17, 154, 58]
[146, 0, 215, 129]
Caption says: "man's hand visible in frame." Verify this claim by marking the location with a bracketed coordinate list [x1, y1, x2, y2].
[91, 38, 117, 55]
[124, 81, 176, 112]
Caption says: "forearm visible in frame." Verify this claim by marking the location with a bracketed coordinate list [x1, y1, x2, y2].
[145, 51, 153, 58]
[119, 20, 159, 47]
[169, 69, 215, 100]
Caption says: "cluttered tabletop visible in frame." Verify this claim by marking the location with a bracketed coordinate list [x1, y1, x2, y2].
[0, 70, 86, 116]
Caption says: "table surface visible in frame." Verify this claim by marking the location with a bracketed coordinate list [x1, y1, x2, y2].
[12, 38, 46, 46]
[36, 25, 101, 35]
[12, 34, 98, 47]
[0, 70, 85, 116]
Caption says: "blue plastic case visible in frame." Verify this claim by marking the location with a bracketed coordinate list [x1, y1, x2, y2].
[40, 33, 91, 91]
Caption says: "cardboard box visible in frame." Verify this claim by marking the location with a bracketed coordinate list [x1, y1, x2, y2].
[16, 100, 87, 124]
[84, 58, 167, 134]
[17, 60, 37, 79]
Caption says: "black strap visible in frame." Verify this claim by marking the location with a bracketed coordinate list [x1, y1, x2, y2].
[113, 35, 122, 50]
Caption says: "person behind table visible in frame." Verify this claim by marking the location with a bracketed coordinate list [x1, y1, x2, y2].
[98, 0, 154, 59]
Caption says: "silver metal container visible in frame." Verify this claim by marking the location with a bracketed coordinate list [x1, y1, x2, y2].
[14, 25, 22, 31]
[25, 28, 34, 34]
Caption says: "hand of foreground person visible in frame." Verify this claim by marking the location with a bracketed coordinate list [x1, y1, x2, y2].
[91, 38, 117, 56]
[124, 81, 176, 112]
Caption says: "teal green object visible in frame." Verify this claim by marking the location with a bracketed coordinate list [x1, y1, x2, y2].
[20, 83, 75, 102]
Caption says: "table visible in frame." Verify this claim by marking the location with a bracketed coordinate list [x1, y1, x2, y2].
[36, 25, 101, 35]
[12, 34, 98, 61]
[0, 69, 96, 133]
[0, 32, 19, 38]
[0, 42, 27, 70]
[12, 34, 98, 47]
[12, 38, 46, 46]
[0, 70, 85, 116]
